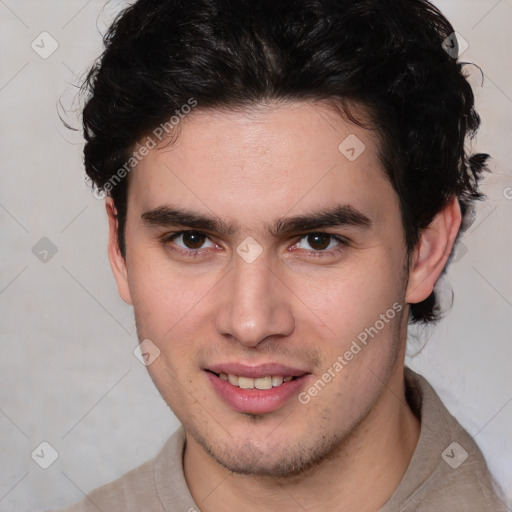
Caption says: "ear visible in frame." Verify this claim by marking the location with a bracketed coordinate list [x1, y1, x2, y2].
[406, 196, 462, 304]
[106, 198, 133, 305]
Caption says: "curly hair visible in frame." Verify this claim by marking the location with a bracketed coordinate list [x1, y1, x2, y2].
[80, 0, 489, 323]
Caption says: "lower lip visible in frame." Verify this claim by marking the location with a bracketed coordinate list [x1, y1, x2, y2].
[206, 372, 311, 414]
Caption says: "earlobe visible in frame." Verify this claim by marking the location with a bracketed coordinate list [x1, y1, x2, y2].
[405, 196, 462, 304]
[106, 198, 133, 305]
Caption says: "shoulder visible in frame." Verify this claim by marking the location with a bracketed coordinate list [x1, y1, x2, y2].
[382, 369, 508, 511]
[47, 456, 158, 512]
[46, 429, 187, 512]
[398, 457, 508, 511]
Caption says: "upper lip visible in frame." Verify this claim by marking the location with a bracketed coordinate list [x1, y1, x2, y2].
[206, 363, 310, 379]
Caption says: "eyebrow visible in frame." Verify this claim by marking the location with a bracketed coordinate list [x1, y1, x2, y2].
[141, 204, 373, 236]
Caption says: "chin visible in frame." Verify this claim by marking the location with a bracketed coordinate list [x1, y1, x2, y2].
[194, 426, 348, 479]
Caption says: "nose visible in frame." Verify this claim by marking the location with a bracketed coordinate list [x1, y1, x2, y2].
[214, 252, 295, 348]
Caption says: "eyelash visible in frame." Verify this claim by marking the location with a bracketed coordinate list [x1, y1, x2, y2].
[293, 234, 348, 258]
[159, 230, 349, 259]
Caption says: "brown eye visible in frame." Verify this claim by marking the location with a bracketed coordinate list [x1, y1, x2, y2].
[306, 233, 331, 250]
[181, 231, 207, 249]
[162, 230, 217, 257]
[294, 232, 346, 255]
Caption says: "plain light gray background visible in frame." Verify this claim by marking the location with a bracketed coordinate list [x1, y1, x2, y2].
[0, 0, 511, 510]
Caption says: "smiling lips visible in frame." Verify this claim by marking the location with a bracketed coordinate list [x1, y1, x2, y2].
[205, 363, 311, 414]
[218, 373, 294, 389]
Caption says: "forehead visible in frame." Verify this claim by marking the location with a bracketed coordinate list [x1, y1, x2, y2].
[128, 101, 397, 231]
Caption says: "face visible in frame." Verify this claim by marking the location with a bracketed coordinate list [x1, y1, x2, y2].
[112, 101, 414, 477]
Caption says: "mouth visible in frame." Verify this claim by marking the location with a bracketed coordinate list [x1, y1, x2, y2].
[204, 364, 312, 414]
[207, 371, 299, 390]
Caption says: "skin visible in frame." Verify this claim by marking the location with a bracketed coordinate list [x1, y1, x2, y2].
[107, 101, 461, 511]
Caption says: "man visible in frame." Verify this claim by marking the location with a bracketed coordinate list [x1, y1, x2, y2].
[54, 0, 506, 510]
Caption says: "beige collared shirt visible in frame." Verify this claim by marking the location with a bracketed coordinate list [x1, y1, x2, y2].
[51, 368, 507, 511]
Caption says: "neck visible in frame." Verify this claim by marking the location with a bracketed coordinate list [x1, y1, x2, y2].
[184, 365, 420, 512]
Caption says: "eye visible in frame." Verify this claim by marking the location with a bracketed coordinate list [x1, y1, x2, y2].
[294, 233, 346, 253]
[166, 231, 216, 251]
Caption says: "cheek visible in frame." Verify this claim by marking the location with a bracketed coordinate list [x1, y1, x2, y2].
[294, 255, 404, 344]
[127, 256, 220, 382]
[129, 263, 210, 408]
[128, 256, 207, 328]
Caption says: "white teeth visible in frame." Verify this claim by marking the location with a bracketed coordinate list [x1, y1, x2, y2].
[219, 373, 294, 389]
[238, 376, 255, 389]
[254, 376, 272, 390]
[271, 375, 284, 387]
